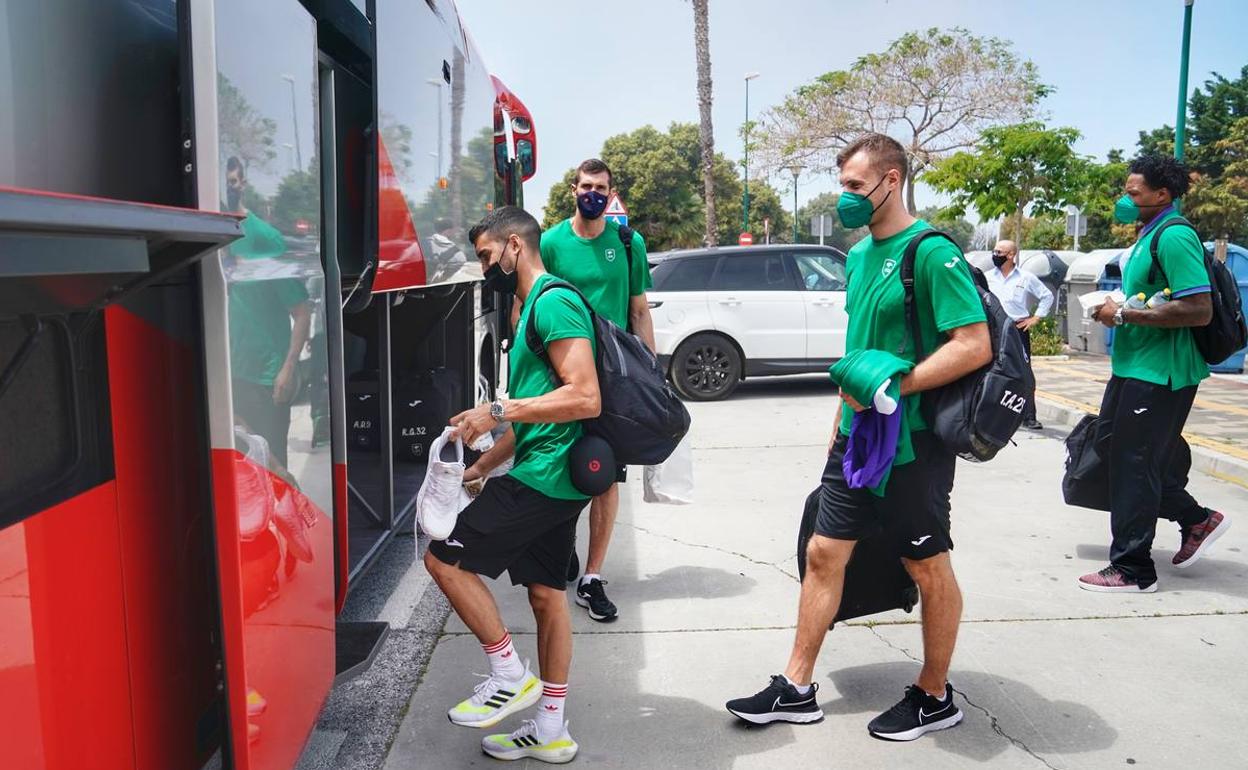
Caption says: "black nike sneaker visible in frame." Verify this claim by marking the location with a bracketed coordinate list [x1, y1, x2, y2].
[575, 578, 617, 622]
[725, 675, 823, 725]
[868, 683, 963, 741]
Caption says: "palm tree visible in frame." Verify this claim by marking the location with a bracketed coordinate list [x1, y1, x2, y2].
[691, 0, 716, 247]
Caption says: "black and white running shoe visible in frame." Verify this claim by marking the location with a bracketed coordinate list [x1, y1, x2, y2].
[725, 675, 823, 725]
[868, 683, 963, 741]
[575, 578, 618, 622]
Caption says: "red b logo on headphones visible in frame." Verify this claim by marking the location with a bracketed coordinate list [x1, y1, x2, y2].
[588, 460, 601, 473]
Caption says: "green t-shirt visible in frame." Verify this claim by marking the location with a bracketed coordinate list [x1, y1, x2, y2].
[837, 221, 987, 453]
[539, 218, 652, 329]
[228, 213, 308, 386]
[1112, 210, 1211, 390]
[508, 273, 597, 501]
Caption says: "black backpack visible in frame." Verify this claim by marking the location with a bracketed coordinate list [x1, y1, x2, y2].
[1146, 218, 1248, 365]
[525, 279, 691, 466]
[899, 231, 1035, 462]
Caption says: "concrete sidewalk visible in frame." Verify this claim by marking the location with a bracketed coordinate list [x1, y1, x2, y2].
[384, 376, 1248, 770]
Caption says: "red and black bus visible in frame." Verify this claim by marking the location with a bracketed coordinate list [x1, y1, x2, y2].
[0, 1, 535, 767]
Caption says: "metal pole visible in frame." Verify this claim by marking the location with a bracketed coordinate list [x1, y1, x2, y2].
[282, 74, 303, 170]
[1175, 0, 1195, 163]
[819, 216, 825, 246]
[792, 176, 799, 243]
[743, 73, 759, 233]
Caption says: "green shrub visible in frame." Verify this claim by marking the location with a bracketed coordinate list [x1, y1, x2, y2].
[1029, 316, 1064, 356]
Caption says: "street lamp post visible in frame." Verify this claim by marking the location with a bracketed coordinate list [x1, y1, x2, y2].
[281, 74, 302, 170]
[743, 72, 760, 234]
[1175, 0, 1195, 163]
[787, 164, 804, 243]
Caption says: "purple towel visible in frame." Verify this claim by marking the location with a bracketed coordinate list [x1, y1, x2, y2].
[842, 407, 903, 490]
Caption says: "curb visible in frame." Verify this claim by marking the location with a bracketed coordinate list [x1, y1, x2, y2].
[1036, 395, 1248, 490]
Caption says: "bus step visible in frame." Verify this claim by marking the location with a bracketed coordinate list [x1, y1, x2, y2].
[335, 621, 390, 684]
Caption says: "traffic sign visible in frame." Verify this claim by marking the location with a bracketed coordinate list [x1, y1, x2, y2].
[604, 193, 628, 227]
[739, 232, 754, 246]
[810, 214, 834, 237]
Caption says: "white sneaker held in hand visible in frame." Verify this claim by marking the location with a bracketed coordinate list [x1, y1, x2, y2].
[416, 427, 471, 540]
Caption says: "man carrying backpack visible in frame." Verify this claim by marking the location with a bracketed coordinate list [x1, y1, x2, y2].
[424, 206, 599, 763]
[726, 133, 992, 741]
[1083, 154, 1232, 593]
[538, 158, 656, 622]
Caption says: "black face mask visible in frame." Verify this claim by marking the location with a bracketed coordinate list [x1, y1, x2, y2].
[482, 249, 519, 295]
[992, 253, 1009, 268]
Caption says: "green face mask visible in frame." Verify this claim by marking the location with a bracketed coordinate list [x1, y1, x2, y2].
[1113, 195, 1140, 224]
[837, 177, 890, 229]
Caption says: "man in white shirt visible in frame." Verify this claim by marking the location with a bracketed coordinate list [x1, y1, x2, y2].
[986, 240, 1053, 430]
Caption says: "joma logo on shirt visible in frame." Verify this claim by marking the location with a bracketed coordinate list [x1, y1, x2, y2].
[881, 258, 897, 278]
[605, 248, 617, 262]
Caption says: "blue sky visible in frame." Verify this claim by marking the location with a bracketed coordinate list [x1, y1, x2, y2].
[457, 0, 1248, 223]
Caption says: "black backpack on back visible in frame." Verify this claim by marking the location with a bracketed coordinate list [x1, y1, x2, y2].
[899, 230, 1035, 462]
[1146, 218, 1248, 365]
[525, 279, 690, 466]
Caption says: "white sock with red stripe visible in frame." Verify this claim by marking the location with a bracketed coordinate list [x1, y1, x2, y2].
[535, 682, 567, 742]
[481, 631, 524, 681]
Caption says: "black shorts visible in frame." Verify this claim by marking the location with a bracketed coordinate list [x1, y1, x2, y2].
[815, 430, 956, 561]
[428, 475, 589, 590]
[615, 465, 628, 484]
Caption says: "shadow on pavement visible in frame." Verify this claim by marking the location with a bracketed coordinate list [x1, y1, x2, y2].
[823, 661, 1116, 764]
[1075, 543, 1248, 599]
[631, 565, 759, 603]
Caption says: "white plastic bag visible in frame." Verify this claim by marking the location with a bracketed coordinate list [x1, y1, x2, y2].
[643, 436, 694, 505]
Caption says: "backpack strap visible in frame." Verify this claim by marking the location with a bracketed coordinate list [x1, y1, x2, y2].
[899, 229, 964, 361]
[1147, 217, 1199, 285]
[523, 278, 596, 377]
[618, 223, 636, 293]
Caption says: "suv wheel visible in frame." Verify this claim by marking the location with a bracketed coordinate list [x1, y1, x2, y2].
[671, 333, 741, 401]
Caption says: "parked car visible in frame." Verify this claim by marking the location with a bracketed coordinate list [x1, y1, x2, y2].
[647, 244, 849, 400]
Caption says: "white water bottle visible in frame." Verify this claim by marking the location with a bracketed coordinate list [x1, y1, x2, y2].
[1146, 288, 1172, 309]
[1125, 292, 1148, 310]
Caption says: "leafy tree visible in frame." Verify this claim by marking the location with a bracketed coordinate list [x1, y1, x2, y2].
[218, 73, 276, 173]
[924, 122, 1089, 243]
[755, 28, 1048, 212]
[271, 163, 319, 234]
[1185, 116, 1248, 241]
[540, 123, 790, 252]
[916, 206, 974, 251]
[1077, 151, 1134, 250]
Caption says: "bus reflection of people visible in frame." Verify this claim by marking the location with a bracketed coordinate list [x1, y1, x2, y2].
[224, 156, 311, 469]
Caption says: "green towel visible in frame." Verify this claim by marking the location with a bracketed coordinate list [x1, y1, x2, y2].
[829, 350, 915, 495]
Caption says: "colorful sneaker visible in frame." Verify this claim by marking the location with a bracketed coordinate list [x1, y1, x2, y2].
[417, 427, 470, 541]
[482, 719, 578, 764]
[1078, 565, 1157, 593]
[448, 663, 541, 729]
[1173, 511, 1230, 569]
[575, 578, 618, 622]
[868, 683, 963, 741]
[725, 675, 823, 725]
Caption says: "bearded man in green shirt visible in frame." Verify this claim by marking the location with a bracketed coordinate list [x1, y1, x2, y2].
[727, 133, 992, 741]
[538, 159, 656, 622]
[1083, 155, 1231, 593]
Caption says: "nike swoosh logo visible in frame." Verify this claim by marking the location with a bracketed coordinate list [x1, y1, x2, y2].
[944, 258, 960, 269]
[920, 703, 953, 721]
[358, 394, 372, 400]
[409, 400, 422, 407]
[772, 695, 815, 709]
[912, 535, 932, 546]
[445, 539, 464, 548]
[1133, 408, 1148, 414]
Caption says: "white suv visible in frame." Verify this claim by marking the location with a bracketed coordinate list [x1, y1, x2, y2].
[648, 244, 850, 401]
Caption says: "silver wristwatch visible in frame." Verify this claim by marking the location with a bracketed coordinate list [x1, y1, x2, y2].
[1113, 306, 1125, 326]
[489, 398, 506, 422]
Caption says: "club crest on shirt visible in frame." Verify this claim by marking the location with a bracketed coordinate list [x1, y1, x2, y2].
[605, 248, 617, 262]
[881, 258, 897, 278]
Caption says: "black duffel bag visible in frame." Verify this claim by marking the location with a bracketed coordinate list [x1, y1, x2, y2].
[796, 486, 918, 626]
[1062, 414, 1111, 511]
